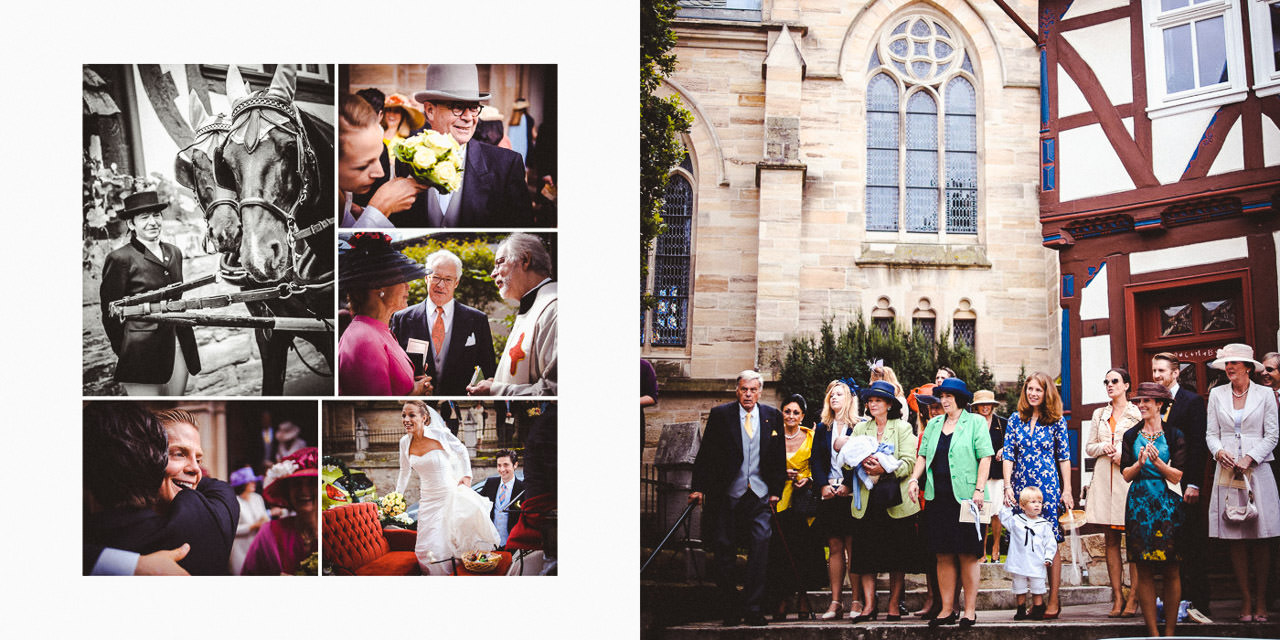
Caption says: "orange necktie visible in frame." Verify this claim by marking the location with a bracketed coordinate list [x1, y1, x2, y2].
[432, 307, 446, 355]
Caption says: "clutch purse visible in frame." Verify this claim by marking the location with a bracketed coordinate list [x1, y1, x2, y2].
[1223, 472, 1258, 523]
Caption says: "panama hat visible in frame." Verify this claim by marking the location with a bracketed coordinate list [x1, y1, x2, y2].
[970, 390, 1000, 406]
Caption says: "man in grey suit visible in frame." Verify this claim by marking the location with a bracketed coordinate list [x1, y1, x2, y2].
[688, 370, 786, 627]
[390, 249, 496, 396]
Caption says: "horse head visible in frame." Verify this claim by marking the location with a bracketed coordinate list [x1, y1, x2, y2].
[175, 91, 239, 253]
[215, 64, 322, 283]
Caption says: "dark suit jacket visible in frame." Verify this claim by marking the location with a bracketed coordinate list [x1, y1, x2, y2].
[99, 236, 202, 384]
[389, 300, 496, 396]
[83, 477, 238, 575]
[479, 476, 525, 537]
[390, 139, 532, 228]
[692, 402, 786, 504]
[1168, 386, 1208, 490]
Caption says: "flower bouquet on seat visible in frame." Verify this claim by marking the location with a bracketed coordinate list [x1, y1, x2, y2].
[390, 130, 464, 192]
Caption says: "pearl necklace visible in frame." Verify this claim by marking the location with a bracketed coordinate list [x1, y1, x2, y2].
[785, 429, 803, 439]
[1232, 385, 1249, 399]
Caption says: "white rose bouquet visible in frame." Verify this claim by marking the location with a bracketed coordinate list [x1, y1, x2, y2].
[379, 491, 407, 518]
[390, 130, 465, 192]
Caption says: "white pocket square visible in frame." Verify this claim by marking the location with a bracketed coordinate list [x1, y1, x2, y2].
[464, 333, 476, 346]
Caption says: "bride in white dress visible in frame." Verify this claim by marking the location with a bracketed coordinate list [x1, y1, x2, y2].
[395, 400, 501, 575]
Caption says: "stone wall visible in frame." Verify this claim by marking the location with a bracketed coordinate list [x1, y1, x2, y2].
[643, 1, 1058, 459]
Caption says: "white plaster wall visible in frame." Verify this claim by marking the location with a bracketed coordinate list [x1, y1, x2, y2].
[1151, 108, 1217, 184]
[1057, 65, 1090, 118]
[1061, 19, 1132, 107]
[1130, 237, 1250, 274]
[1079, 262, 1109, 321]
[1080, 334, 1114, 406]
[1059, 123, 1135, 201]
[1207, 119, 1245, 177]
[1123, 117, 1133, 137]
[1062, 0, 1130, 20]
[1264, 116, 1280, 168]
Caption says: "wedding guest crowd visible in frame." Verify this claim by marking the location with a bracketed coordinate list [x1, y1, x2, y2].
[680, 342, 1278, 630]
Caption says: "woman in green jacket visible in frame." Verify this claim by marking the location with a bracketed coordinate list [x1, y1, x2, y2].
[908, 378, 994, 628]
[845, 381, 920, 623]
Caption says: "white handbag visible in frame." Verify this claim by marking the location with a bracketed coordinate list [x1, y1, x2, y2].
[1223, 472, 1258, 523]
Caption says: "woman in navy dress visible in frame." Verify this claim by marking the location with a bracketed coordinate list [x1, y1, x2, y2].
[1002, 371, 1073, 618]
[1122, 382, 1186, 638]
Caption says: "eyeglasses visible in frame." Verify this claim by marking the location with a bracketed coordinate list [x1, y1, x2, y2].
[1103, 378, 1122, 385]
[428, 274, 457, 286]
[437, 101, 481, 117]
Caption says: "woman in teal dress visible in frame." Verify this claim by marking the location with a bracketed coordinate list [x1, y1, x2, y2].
[1121, 382, 1187, 638]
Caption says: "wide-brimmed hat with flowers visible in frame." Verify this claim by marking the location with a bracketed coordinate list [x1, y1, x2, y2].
[382, 93, 425, 131]
[908, 383, 938, 414]
[263, 447, 318, 508]
[338, 232, 428, 291]
[1208, 343, 1265, 373]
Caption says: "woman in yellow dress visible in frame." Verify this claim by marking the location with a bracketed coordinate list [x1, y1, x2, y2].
[766, 394, 822, 620]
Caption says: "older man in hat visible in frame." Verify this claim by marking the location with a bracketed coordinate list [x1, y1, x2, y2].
[466, 233, 556, 397]
[99, 191, 202, 395]
[392, 64, 532, 228]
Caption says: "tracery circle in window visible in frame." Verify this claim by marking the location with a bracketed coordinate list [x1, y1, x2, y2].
[882, 16, 961, 85]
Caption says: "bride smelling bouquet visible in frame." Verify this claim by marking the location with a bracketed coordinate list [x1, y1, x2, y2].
[395, 400, 500, 574]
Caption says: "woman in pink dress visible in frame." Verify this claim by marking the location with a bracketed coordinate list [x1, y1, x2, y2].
[242, 447, 319, 575]
[338, 232, 433, 396]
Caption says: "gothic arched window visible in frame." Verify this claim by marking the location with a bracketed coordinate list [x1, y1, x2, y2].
[644, 163, 695, 349]
[865, 14, 979, 236]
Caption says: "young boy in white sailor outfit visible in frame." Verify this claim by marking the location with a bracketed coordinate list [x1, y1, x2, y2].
[998, 486, 1058, 620]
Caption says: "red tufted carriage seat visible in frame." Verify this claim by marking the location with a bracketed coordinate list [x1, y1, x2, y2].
[323, 502, 421, 575]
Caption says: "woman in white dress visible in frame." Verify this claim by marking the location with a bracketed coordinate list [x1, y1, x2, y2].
[1206, 343, 1279, 622]
[228, 466, 269, 575]
[395, 400, 501, 575]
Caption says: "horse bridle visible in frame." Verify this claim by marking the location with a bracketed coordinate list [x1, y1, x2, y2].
[227, 94, 334, 284]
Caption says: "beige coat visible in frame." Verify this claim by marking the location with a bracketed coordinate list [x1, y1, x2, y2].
[1083, 402, 1140, 526]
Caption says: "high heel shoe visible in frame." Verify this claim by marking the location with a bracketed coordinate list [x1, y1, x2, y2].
[916, 607, 941, 620]
[850, 609, 878, 623]
[820, 601, 844, 620]
[959, 615, 976, 628]
[929, 612, 958, 627]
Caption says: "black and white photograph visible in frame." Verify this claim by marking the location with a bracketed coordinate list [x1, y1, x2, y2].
[83, 64, 335, 396]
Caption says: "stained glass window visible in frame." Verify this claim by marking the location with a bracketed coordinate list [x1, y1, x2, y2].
[865, 14, 979, 236]
[650, 175, 693, 347]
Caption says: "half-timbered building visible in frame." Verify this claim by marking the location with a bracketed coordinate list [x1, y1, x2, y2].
[1039, 0, 1280, 483]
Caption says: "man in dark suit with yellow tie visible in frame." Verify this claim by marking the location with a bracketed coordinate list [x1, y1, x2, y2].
[688, 370, 786, 626]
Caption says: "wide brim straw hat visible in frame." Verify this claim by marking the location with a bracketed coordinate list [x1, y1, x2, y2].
[859, 380, 903, 413]
[479, 105, 504, 122]
[414, 64, 491, 104]
[382, 93, 425, 131]
[339, 232, 428, 291]
[119, 191, 168, 219]
[932, 377, 974, 404]
[1129, 381, 1173, 402]
[1059, 509, 1087, 530]
[970, 390, 1000, 406]
[1208, 342, 1265, 373]
[263, 447, 318, 509]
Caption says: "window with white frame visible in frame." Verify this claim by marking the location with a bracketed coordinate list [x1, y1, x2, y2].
[1248, 0, 1280, 96]
[1143, 0, 1248, 116]
[865, 13, 979, 238]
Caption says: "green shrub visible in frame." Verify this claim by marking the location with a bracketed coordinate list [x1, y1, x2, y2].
[400, 238, 502, 310]
[777, 315, 1005, 424]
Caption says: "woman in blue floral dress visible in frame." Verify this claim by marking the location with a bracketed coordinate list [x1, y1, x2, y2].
[1002, 371, 1073, 618]
[1122, 382, 1186, 638]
